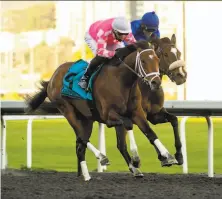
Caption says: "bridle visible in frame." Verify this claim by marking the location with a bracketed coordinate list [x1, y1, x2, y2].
[118, 49, 160, 86]
[155, 44, 186, 80]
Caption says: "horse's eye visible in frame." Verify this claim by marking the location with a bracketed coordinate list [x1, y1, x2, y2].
[164, 53, 168, 57]
[141, 60, 145, 64]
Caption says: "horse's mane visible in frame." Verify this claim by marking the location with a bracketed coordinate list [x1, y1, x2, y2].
[127, 40, 151, 51]
[160, 37, 171, 44]
[109, 40, 152, 66]
[150, 37, 172, 46]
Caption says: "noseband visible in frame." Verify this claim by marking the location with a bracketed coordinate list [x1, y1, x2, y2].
[155, 44, 185, 79]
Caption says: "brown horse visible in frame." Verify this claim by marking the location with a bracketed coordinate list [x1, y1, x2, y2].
[115, 34, 187, 169]
[151, 34, 187, 85]
[26, 41, 175, 181]
[146, 34, 187, 164]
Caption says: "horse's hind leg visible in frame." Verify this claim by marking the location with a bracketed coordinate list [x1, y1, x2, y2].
[76, 126, 110, 179]
[86, 140, 110, 166]
[75, 119, 110, 174]
[57, 100, 93, 181]
[147, 108, 183, 165]
[115, 126, 143, 178]
[75, 137, 88, 178]
[75, 119, 111, 179]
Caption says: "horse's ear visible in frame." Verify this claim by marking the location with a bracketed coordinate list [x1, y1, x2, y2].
[150, 40, 159, 51]
[148, 42, 155, 50]
[137, 47, 142, 53]
[171, 34, 176, 45]
[150, 36, 161, 50]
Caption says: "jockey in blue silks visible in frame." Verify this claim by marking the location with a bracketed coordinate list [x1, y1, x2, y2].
[130, 11, 160, 42]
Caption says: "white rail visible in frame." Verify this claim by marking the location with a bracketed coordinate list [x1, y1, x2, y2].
[1, 115, 106, 172]
[2, 100, 222, 177]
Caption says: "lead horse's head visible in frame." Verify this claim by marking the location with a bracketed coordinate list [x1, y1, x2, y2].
[116, 40, 161, 91]
[150, 34, 187, 85]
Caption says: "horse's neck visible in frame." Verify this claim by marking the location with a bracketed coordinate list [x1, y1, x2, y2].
[138, 79, 151, 95]
[160, 73, 164, 80]
[118, 52, 138, 87]
[158, 54, 168, 79]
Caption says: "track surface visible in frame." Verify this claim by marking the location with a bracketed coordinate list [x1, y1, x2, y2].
[2, 169, 222, 199]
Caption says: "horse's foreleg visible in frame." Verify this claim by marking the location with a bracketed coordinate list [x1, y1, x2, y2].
[99, 99, 125, 128]
[115, 126, 131, 165]
[115, 125, 143, 178]
[106, 109, 124, 128]
[161, 108, 183, 165]
[133, 108, 178, 167]
[117, 117, 140, 167]
[147, 108, 183, 165]
[127, 129, 141, 168]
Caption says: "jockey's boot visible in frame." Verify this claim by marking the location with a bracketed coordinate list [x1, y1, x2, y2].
[78, 56, 108, 90]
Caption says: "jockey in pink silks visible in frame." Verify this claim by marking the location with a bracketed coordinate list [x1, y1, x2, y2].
[78, 17, 137, 89]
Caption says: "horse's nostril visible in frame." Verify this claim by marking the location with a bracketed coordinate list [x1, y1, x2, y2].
[151, 80, 161, 90]
[151, 80, 160, 87]
[151, 80, 157, 85]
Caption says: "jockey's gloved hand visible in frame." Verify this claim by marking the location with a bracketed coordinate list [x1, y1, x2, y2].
[114, 48, 130, 60]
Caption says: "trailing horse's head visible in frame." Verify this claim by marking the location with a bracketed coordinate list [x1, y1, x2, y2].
[151, 34, 187, 85]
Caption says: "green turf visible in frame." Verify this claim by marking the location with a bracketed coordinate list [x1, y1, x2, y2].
[5, 118, 222, 174]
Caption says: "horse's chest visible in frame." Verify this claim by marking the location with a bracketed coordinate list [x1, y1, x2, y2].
[142, 99, 161, 114]
[149, 104, 162, 114]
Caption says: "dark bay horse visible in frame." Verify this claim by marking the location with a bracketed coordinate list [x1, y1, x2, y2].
[146, 34, 187, 163]
[151, 34, 187, 85]
[116, 34, 187, 169]
[26, 41, 174, 181]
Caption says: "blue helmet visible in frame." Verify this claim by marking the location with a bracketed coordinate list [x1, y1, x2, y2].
[141, 11, 159, 30]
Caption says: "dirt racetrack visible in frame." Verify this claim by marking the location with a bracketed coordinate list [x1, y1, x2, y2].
[2, 169, 222, 199]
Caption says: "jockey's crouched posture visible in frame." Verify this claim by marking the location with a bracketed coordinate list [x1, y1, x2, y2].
[78, 17, 136, 90]
[131, 11, 160, 42]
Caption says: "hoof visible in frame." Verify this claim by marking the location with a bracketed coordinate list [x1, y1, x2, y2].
[134, 172, 144, 178]
[84, 176, 91, 182]
[161, 154, 178, 167]
[131, 156, 141, 168]
[106, 119, 123, 128]
[78, 172, 91, 182]
[175, 153, 184, 165]
[77, 171, 82, 177]
[100, 154, 110, 166]
[129, 166, 144, 178]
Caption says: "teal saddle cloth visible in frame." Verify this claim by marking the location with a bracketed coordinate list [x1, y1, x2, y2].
[61, 59, 101, 100]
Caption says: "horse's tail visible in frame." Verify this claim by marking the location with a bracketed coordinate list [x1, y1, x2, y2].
[25, 80, 49, 113]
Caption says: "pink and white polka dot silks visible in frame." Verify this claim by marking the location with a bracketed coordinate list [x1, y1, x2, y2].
[87, 18, 136, 58]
